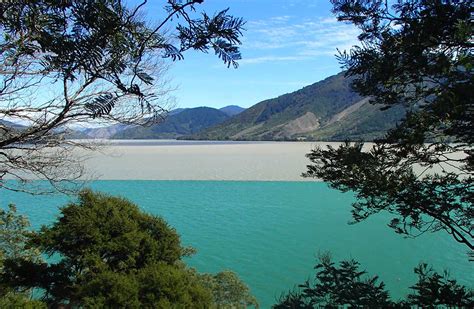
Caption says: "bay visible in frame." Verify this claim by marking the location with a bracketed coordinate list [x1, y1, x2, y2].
[1, 180, 472, 308]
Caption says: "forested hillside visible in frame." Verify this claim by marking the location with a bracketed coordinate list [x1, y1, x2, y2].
[113, 107, 231, 139]
[187, 72, 405, 141]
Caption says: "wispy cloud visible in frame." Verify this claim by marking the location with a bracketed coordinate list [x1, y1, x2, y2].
[228, 80, 314, 87]
[241, 15, 360, 65]
[239, 55, 307, 65]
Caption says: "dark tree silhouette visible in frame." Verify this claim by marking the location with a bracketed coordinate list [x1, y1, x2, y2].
[274, 254, 473, 308]
[274, 253, 392, 308]
[304, 0, 473, 255]
[406, 263, 473, 307]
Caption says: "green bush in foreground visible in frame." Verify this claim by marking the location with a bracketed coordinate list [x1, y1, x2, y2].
[0, 205, 46, 308]
[0, 190, 257, 308]
[274, 253, 473, 308]
[201, 270, 259, 308]
[0, 292, 46, 309]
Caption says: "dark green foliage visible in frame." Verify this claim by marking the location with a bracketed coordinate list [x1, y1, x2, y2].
[114, 107, 231, 139]
[200, 270, 259, 308]
[406, 263, 474, 307]
[34, 189, 183, 269]
[306, 258, 390, 307]
[274, 255, 473, 308]
[0, 292, 46, 309]
[134, 263, 213, 308]
[189, 73, 405, 141]
[0, 190, 212, 307]
[80, 263, 212, 308]
[80, 270, 141, 308]
[305, 1, 473, 253]
[0, 205, 46, 308]
[274, 254, 392, 308]
[0, 205, 41, 262]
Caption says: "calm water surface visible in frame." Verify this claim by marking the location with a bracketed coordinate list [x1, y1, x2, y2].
[1, 181, 472, 308]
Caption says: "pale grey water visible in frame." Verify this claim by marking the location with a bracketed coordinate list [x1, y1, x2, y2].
[77, 140, 464, 181]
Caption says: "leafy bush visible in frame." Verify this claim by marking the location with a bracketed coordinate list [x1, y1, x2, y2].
[274, 253, 473, 308]
[1, 190, 257, 308]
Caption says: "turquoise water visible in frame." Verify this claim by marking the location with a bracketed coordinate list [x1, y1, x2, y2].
[1, 181, 472, 307]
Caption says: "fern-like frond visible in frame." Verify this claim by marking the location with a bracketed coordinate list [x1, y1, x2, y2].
[212, 39, 241, 68]
[85, 93, 118, 118]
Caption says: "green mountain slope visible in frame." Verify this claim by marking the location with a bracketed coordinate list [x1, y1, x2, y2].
[113, 107, 230, 139]
[186, 72, 406, 141]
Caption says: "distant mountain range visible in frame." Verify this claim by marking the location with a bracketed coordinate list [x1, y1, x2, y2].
[186, 72, 406, 141]
[112, 107, 231, 139]
[2, 72, 406, 141]
[0, 119, 25, 130]
[0, 119, 23, 139]
[79, 105, 245, 139]
[81, 123, 130, 139]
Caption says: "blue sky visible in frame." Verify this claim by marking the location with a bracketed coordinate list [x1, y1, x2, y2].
[134, 0, 360, 109]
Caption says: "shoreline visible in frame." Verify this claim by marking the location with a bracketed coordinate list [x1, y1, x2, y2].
[71, 138, 340, 145]
[79, 178, 319, 182]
